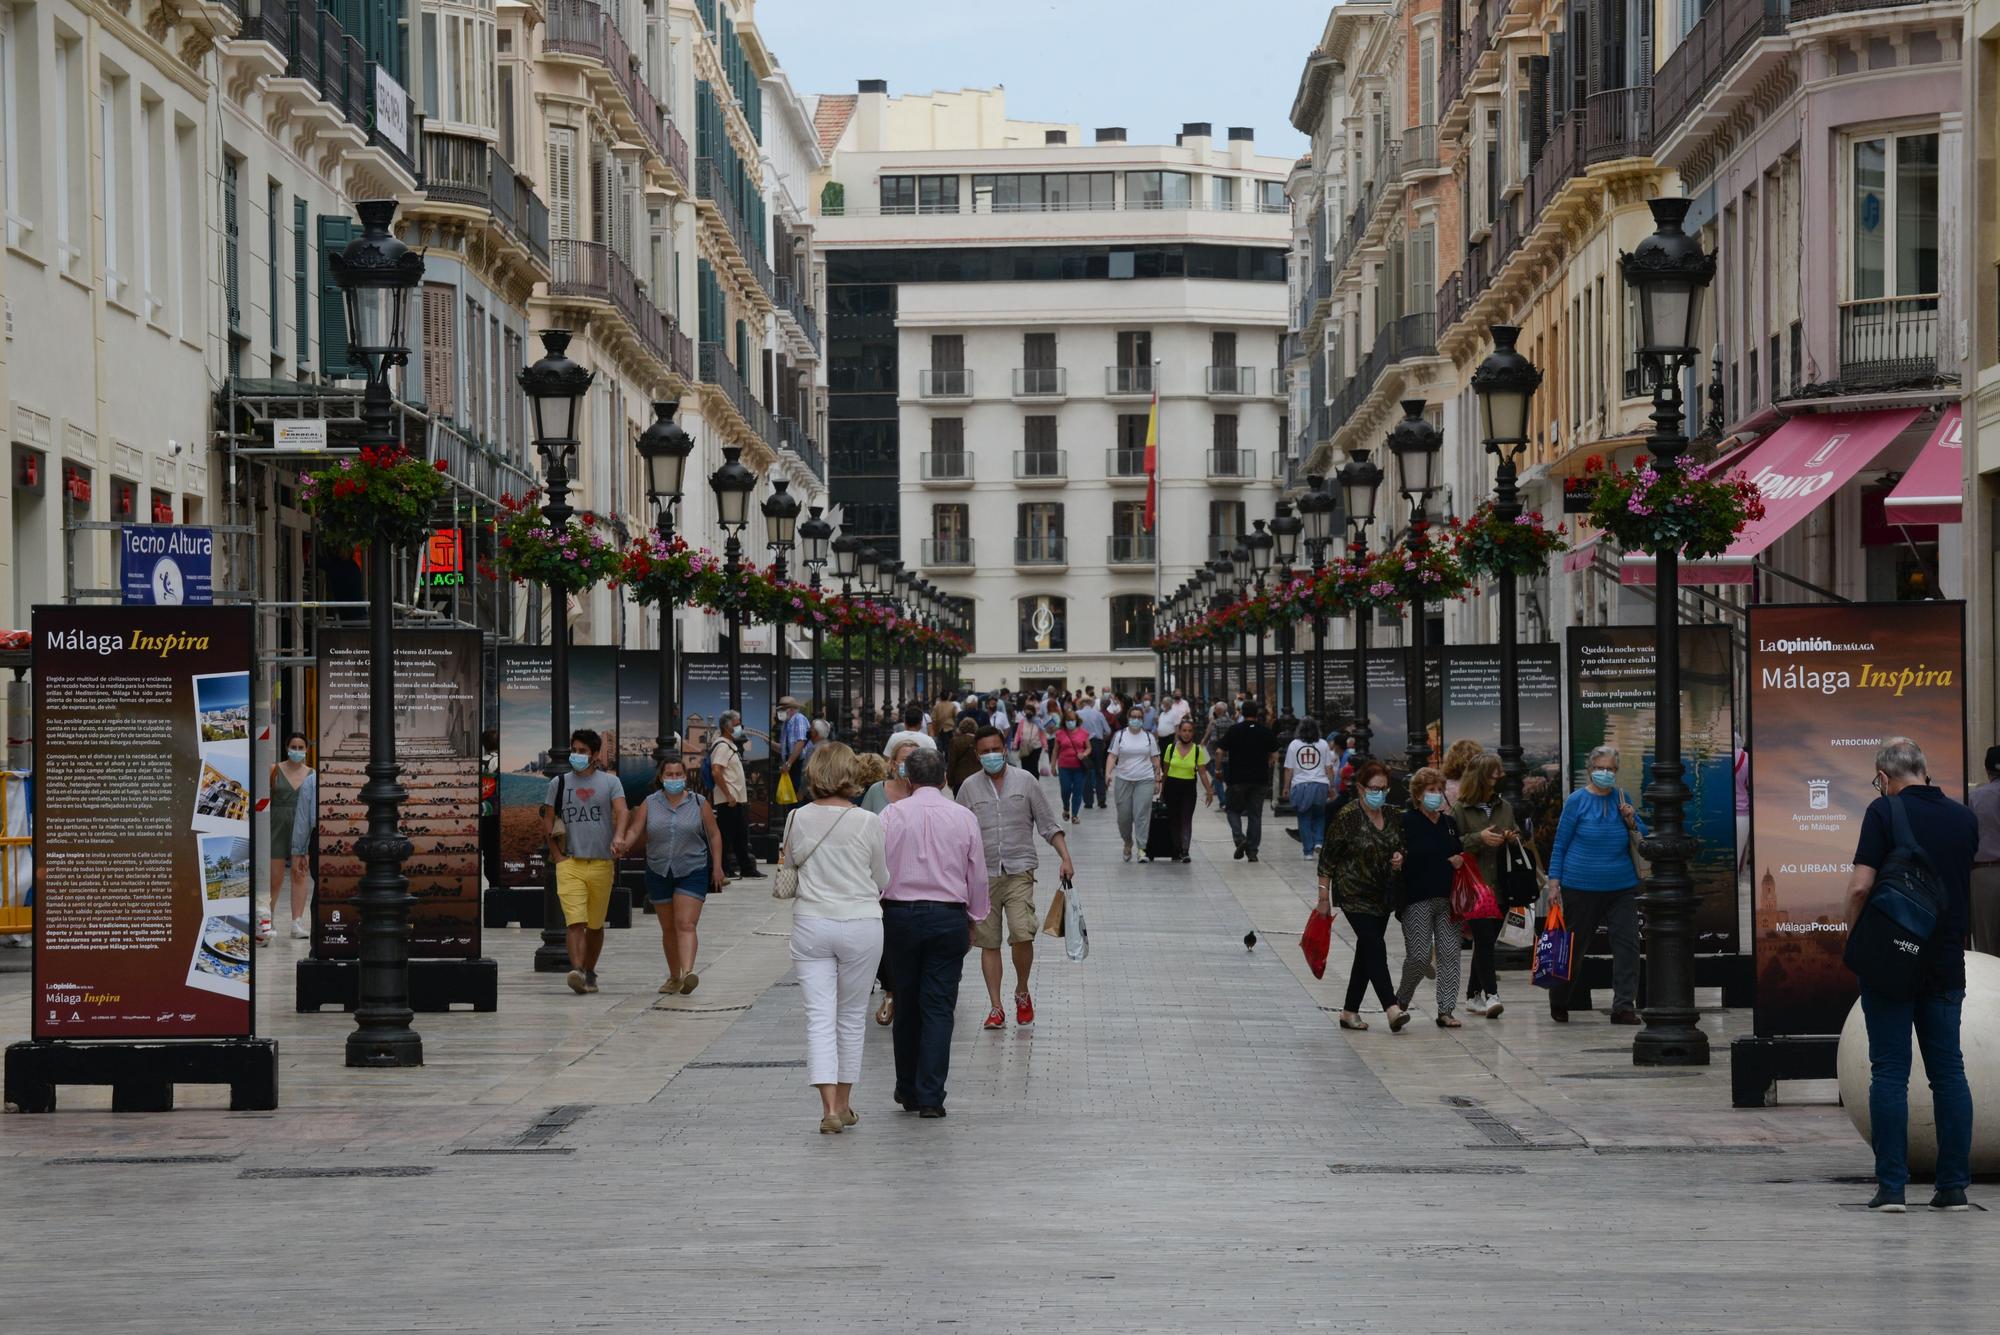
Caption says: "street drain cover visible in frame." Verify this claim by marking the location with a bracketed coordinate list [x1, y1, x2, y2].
[684, 1059, 808, 1070]
[48, 1154, 239, 1166]
[450, 1147, 577, 1156]
[1553, 1069, 1702, 1079]
[1592, 1145, 1782, 1156]
[241, 1166, 433, 1179]
[1328, 1163, 1526, 1176]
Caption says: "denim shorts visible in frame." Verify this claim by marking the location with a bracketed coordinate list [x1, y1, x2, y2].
[645, 866, 709, 903]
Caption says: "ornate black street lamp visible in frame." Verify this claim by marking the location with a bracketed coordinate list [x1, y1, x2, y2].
[1229, 543, 1251, 704]
[799, 504, 833, 715]
[1270, 501, 1302, 731]
[1386, 400, 1444, 778]
[1246, 520, 1274, 709]
[1338, 447, 1383, 761]
[1471, 326, 1543, 807]
[1297, 475, 1337, 720]
[856, 544, 884, 732]
[636, 401, 696, 767]
[761, 478, 800, 713]
[832, 533, 859, 733]
[518, 328, 594, 974]
[1206, 558, 1230, 704]
[1199, 561, 1221, 703]
[330, 199, 425, 1066]
[1622, 196, 1717, 1069]
[708, 445, 757, 713]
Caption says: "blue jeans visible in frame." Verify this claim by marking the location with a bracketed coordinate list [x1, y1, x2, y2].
[1085, 739, 1108, 808]
[1291, 783, 1328, 855]
[1859, 984, 1972, 1191]
[1057, 766, 1086, 819]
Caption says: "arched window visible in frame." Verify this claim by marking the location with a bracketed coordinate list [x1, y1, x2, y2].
[1018, 596, 1066, 653]
[1109, 596, 1155, 650]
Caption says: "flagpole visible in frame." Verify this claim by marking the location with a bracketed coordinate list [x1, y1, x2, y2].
[1152, 358, 1164, 696]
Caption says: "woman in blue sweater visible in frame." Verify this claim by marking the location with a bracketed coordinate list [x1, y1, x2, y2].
[1545, 745, 1645, 1024]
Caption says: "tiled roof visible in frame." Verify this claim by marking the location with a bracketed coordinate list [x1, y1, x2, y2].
[814, 94, 857, 156]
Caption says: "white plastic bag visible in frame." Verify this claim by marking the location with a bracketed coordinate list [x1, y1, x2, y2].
[1061, 876, 1088, 962]
[1498, 904, 1534, 950]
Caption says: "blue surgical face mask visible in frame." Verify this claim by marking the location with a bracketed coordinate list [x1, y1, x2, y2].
[1128, 719, 1144, 732]
[287, 748, 307, 763]
[662, 778, 687, 796]
[569, 753, 591, 772]
[1422, 791, 1445, 812]
[896, 762, 907, 779]
[1363, 789, 1388, 809]
[979, 752, 1006, 775]
[1590, 768, 1618, 790]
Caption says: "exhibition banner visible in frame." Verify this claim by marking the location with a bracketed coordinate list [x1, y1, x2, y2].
[788, 662, 817, 711]
[1363, 649, 1441, 772]
[1747, 601, 1966, 1037]
[1441, 645, 1564, 778]
[314, 628, 482, 959]
[1566, 625, 1739, 951]
[614, 651, 661, 809]
[33, 605, 254, 1039]
[493, 646, 620, 886]
[682, 653, 775, 831]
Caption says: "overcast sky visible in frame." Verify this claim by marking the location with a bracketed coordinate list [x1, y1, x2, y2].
[755, 0, 1330, 159]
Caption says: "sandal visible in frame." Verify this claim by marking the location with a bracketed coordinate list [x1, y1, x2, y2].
[875, 997, 894, 1027]
[1436, 1013, 1463, 1029]
[1387, 1005, 1411, 1033]
[1338, 1013, 1369, 1031]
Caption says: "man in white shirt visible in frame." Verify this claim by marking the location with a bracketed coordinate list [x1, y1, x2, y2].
[989, 695, 1010, 735]
[1155, 692, 1190, 740]
[882, 702, 939, 757]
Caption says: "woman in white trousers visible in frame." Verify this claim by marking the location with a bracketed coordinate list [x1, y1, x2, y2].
[785, 742, 890, 1134]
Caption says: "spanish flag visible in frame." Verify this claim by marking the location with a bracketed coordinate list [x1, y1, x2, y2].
[1143, 385, 1160, 531]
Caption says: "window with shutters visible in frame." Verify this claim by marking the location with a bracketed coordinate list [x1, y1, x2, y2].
[931, 417, 965, 457]
[1409, 225, 1434, 317]
[490, 313, 503, 448]
[316, 213, 354, 377]
[267, 181, 281, 360]
[1209, 499, 1245, 559]
[547, 126, 577, 239]
[175, 117, 198, 340]
[465, 296, 485, 435]
[930, 333, 964, 371]
[932, 503, 968, 541]
[1212, 413, 1239, 466]
[222, 156, 241, 336]
[423, 285, 456, 417]
[1023, 331, 1057, 370]
[1211, 331, 1237, 368]
[1023, 415, 1058, 463]
[1527, 57, 1548, 164]
[504, 329, 525, 459]
[1418, 37, 1436, 128]
[293, 198, 309, 367]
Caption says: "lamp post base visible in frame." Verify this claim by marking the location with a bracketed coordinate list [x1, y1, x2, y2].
[1633, 1021, 1712, 1068]
[345, 1031, 425, 1069]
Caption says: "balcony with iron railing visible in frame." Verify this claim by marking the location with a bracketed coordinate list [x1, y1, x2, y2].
[776, 415, 825, 484]
[1436, 271, 1467, 337]
[1401, 123, 1439, 174]
[1108, 534, 1156, 565]
[1839, 296, 1940, 387]
[1653, 0, 1790, 147]
[1206, 449, 1257, 481]
[919, 451, 974, 484]
[421, 132, 551, 268]
[1206, 365, 1256, 396]
[1582, 86, 1653, 165]
[240, 3, 419, 184]
[1107, 365, 1156, 396]
[548, 239, 680, 376]
[771, 275, 822, 355]
[1014, 450, 1068, 482]
[1012, 368, 1068, 399]
[1389, 311, 1438, 362]
[918, 369, 973, 399]
[696, 158, 777, 305]
[699, 341, 779, 451]
[1106, 448, 1148, 480]
[1014, 536, 1068, 567]
[545, 0, 672, 169]
[921, 538, 974, 569]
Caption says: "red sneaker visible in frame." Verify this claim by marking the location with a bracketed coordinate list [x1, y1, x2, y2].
[1015, 992, 1035, 1027]
[983, 1007, 1006, 1030]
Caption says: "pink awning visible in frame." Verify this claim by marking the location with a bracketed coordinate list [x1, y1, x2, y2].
[1621, 407, 1922, 585]
[1882, 406, 1963, 526]
[1562, 535, 1601, 574]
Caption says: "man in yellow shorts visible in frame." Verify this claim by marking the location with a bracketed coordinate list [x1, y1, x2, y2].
[957, 727, 1074, 1031]
[541, 729, 629, 994]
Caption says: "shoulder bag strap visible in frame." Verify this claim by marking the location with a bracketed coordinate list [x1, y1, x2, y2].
[790, 805, 853, 873]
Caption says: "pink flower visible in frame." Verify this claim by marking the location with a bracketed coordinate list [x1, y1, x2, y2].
[1513, 514, 1533, 526]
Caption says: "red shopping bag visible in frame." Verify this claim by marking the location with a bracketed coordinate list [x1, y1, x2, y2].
[1449, 861, 1501, 922]
[1300, 907, 1335, 979]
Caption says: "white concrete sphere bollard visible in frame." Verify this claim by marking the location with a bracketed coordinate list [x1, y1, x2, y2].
[1837, 950, 2000, 1175]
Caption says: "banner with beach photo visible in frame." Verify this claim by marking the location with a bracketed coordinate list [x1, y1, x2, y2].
[1747, 602, 1966, 1037]
[493, 646, 620, 887]
[313, 628, 482, 959]
[32, 605, 255, 1039]
[681, 653, 775, 833]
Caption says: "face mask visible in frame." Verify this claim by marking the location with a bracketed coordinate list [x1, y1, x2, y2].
[1363, 789, 1388, 809]
[896, 762, 908, 779]
[1128, 719, 1144, 732]
[979, 753, 1006, 775]
[733, 727, 747, 741]
[569, 753, 591, 772]
[662, 778, 687, 796]
[286, 748, 307, 763]
[1590, 768, 1618, 789]
[1422, 791, 1445, 812]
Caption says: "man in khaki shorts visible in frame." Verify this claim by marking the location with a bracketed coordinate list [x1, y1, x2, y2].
[957, 726, 1074, 1030]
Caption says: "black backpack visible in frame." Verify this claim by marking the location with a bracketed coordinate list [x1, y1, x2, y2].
[1842, 795, 1949, 1000]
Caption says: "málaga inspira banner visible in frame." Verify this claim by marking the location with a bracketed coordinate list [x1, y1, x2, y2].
[33, 605, 255, 1039]
[1747, 601, 1966, 1037]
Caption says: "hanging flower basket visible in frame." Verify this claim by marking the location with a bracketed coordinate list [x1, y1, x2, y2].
[488, 490, 623, 591]
[1365, 536, 1476, 605]
[1449, 500, 1568, 579]
[614, 533, 729, 608]
[1583, 454, 1766, 561]
[299, 445, 450, 552]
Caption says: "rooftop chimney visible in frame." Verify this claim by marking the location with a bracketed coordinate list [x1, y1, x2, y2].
[1095, 126, 1127, 143]
[857, 79, 888, 94]
[1228, 126, 1255, 142]
[1045, 129, 1068, 145]
[1181, 122, 1212, 140]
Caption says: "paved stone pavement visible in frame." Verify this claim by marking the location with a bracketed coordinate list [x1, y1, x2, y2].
[0, 780, 1988, 1333]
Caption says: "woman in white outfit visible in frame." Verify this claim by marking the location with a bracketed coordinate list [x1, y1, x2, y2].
[786, 741, 890, 1134]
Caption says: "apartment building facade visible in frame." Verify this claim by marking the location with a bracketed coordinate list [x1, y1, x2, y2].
[816, 85, 1290, 693]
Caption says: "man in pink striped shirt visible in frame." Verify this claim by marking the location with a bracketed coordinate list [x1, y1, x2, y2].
[878, 747, 990, 1118]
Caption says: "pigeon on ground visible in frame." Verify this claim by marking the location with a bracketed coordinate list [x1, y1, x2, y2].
[1243, 931, 1257, 950]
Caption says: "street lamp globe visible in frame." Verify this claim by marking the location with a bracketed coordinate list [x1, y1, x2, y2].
[708, 445, 757, 532]
[1246, 519, 1275, 577]
[1339, 448, 1384, 535]
[761, 477, 801, 549]
[1297, 475, 1335, 549]
[518, 329, 594, 446]
[1622, 197, 1716, 364]
[800, 505, 834, 568]
[329, 200, 424, 382]
[832, 533, 860, 581]
[1470, 325, 1543, 454]
[1229, 543, 1250, 590]
[1270, 501, 1303, 568]
[857, 544, 884, 592]
[635, 401, 696, 505]
[1386, 399, 1444, 506]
